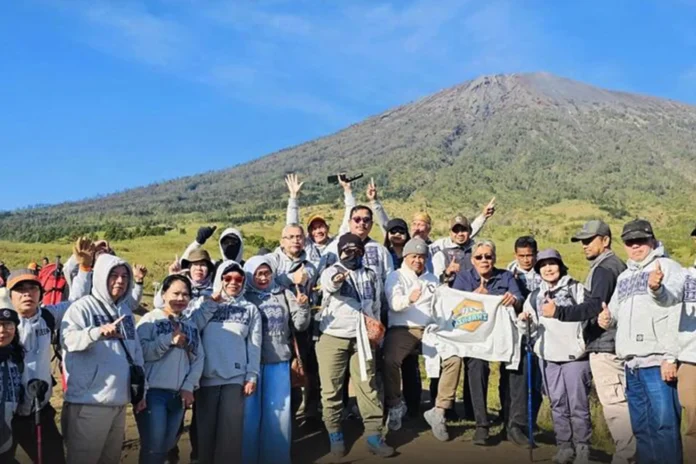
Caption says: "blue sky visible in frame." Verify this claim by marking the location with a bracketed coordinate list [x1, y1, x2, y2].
[1, 0, 695, 211]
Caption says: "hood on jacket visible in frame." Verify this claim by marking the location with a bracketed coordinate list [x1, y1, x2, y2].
[92, 254, 133, 307]
[218, 228, 245, 262]
[627, 243, 668, 270]
[243, 255, 279, 294]
[213, 259, 245, 300]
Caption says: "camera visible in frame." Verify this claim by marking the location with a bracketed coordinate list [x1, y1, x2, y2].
[327, 173, 363, 184]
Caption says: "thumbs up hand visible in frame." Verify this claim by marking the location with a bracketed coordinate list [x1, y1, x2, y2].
[408, 286, 422, 303]
[648, 261, 664, 291]
[598, 303, 612, 329]
[541, 297, 556, 318]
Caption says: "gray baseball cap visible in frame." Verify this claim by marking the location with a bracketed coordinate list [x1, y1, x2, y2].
[571, 220, 612, 242]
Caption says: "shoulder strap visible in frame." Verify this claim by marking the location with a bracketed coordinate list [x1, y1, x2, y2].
[530, 288, 541, 313]
[40, 308, 56, 333]
[93, 297, 135, 367]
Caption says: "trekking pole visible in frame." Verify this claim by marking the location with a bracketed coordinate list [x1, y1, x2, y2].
[526, 322, 534, 462]
[27, 379, 49, 464]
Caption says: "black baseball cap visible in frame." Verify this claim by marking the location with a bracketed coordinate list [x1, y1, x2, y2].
[621, 219, 655, 242]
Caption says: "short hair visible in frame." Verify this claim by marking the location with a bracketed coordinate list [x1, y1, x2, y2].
[350, 205, 373, 219]
[473, 240, 497, 259]
[514, 236, 538, 253]
[282, 223, 305, 237]
[161, 274, 192, 296]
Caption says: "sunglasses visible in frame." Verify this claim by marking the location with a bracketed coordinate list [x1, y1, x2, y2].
[452, 226, 470, 234]
[352, 216, 372, 224]
[624, 238, 651, 247]
[389, 228, 407, 235]
[223, 274, 244, 284]
[473, 254, 494, 261]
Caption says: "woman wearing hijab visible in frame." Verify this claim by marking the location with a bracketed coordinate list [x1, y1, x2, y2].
[196, 260, 262, 464]
[0, 307, 27, 463]
[241, 256, 310, 464]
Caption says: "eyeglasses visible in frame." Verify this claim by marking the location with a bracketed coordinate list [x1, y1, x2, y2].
[473, 254, 494, 261]
[352, 216, 372, 224]
[223, 274, 244, 284]
[389, 228, 407, 235]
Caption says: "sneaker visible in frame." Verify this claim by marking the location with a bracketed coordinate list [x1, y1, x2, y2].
[472, 427, 489, 446]
[329, 432, 346, 458]
[507, 425, 530, 448]
[387, 402, 408, 431]
[423, 408, 449, 442]
[366, 435, 395, 458]
[574, 444, 590, 464]
[552, 445, 575, 464]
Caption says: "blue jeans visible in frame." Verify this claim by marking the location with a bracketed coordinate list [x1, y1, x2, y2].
[135, 389, 186, 464]
[625, 366, 682, 464]
[242, 362, 292, 464]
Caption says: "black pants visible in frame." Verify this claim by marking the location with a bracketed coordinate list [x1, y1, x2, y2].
[401, 353, 422, 415]
[11, 404, 66, 464]
[0, 449, 18, 464]
[465, 358, 490, 428]
[499, 353, 543, 430]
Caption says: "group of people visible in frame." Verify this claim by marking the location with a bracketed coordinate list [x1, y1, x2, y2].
[0, 173, 695, 464]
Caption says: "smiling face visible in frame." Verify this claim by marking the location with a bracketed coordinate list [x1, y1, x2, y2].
[163, 280, 191, 314]
[253, 264, 273, 290]
[388, 227, 408, 246]
[410, 220, 431, 240]
[404, 253, 426, 274]
[623, 238, 655, 262]
[472, 245, 495, 277]
[222, 270, 245, 297]
[350, 208, 373, 239]
[309, 220, 329, 245]
[538, 259, 562, 285]
[0, 321, 16, 347]
[189, 260, 210, 282]
[451, 225, 471, 246]
[107, 265, 130, 302]
[10, 281, 41, 318]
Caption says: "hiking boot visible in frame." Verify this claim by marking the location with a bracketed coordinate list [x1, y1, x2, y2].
[507, 425, 530, 448]
[472, 427, 489, 446]
[329, 432, 346, 459]
[574, 444, 590, 464]
[387, 401, 408, 431]
[366, 435, 395, 458]
[552, 445, 575, 464]
[423, 408, 449, 442]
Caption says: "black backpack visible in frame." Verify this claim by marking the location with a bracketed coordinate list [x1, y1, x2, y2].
[40, 308, 62, 366]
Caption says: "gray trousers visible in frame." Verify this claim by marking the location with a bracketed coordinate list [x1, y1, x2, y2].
[197, 384, 245, 464]
[543, 359, 593, 446]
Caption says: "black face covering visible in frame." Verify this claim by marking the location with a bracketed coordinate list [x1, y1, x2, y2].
[341, 255, 363, 271]
[222, 236, 241, 260]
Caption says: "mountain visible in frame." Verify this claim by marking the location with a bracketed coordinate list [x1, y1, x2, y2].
[3, 72, 696, 242]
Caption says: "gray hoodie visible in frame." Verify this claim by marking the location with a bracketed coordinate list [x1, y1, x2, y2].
[607, 245, 685, 366]
[678, 267, 696, 363]
[183, 228, 244, 264]
[243, 256, 310, 364]
[60, 254, 145, 406]
[137, 307, 209, 393]
[266, 247, 317, 293]
[199, 260, 262, 387]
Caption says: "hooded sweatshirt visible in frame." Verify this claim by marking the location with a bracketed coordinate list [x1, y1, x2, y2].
[243, 256, 310, 364]
[678, 267, 696, 363]
[607, 245, 684, 367]
[199, 260, 262, 387]
[0, 352, 26, 454]
[266, 247, 318, 293]
[183, 227, 245, 266]
[136, 307, 207, 393]
[60, 254, 144, 406]
[385, 265, 439, 328]
[67, 254, 144, 306]
[518, 275, 587, 362]
[320, 237, 394, 285]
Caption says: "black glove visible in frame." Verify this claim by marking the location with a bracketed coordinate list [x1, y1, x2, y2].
[196, 226, 217, 245]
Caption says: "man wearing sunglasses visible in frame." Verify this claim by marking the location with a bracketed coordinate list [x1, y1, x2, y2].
[599, 219, 685, 464]
[433, 215, 484, 283]
[542, 220, 635, 464]
[426, 240, 525, 446]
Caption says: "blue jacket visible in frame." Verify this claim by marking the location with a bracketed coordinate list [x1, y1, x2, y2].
[452, 267, 523, 302]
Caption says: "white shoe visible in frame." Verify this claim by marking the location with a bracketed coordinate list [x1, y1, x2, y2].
[387, 401, 408, 431]
[553, 446, 575, 464]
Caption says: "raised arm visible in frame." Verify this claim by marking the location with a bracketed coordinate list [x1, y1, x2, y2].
[366, 177, 389, 237]
[470, 197, 496, 239]
[285, 174, 304, 225]
[182, 226, 218, 260]
[338, 175, 355, 236]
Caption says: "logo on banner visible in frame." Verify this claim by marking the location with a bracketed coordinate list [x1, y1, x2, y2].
[451, 299, 488, 332]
